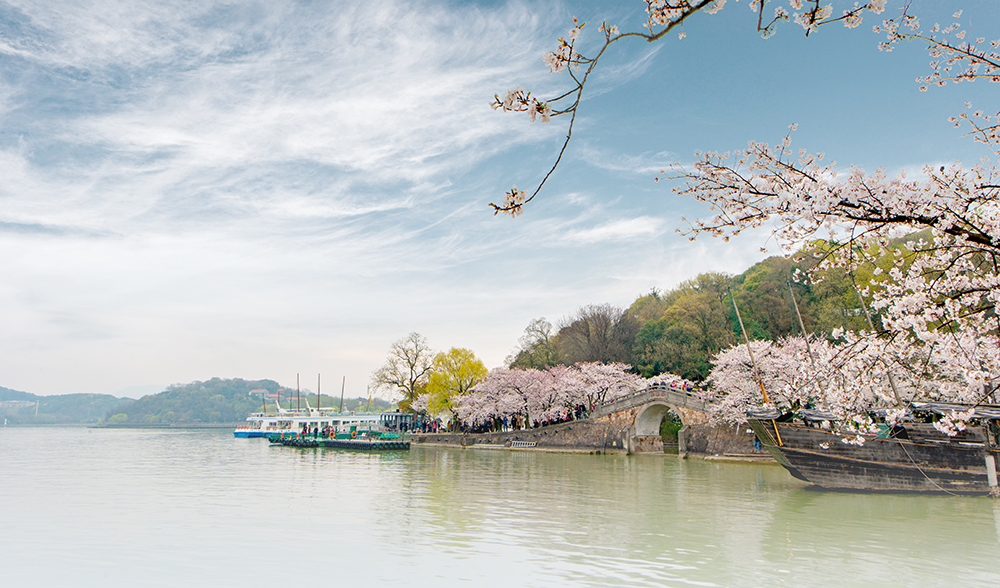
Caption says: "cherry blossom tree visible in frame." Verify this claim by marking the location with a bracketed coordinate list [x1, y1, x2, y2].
[677, 7, 1000, 416]
[498, 1, 1000, 420]
[707, 332, 1000, 426]
[571, 362, 643, 408]
[458, 367, 548, 427]
[458, 362, 645, 428]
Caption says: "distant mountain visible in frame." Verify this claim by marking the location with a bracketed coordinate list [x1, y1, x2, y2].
[2, 379, 399, 426]
[114, 384, 167, 399]
[105, 377, 281, 424]
[1, 386, 132, 425]
[0, 386, 34, 401]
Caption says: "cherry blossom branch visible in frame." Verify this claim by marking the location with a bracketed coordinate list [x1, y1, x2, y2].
[491, 1, 889, 216]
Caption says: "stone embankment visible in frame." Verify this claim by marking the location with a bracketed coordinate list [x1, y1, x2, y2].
[412, 418, 766, 459]
[411, 384, 773, 460]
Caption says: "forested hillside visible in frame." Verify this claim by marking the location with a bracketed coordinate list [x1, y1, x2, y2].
[1, 386, 132, 425]
[105, 377, 396, 424]
[509, 244, 894, 382]
[2, 379, 397, 425]
[105, 378, 283, 424]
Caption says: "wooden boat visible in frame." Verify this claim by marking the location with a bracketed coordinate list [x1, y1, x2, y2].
[271, 429, 410, 451]
[748, 403, 1000, 495]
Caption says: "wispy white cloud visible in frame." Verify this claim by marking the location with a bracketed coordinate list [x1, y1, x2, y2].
[563, 215, 665, 244]
[6, 0, 902, 396]
[0, 0, 563, 240]
[575, 143, 677, 175]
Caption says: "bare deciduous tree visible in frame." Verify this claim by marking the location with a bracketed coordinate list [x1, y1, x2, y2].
[370, 332, 435, 410]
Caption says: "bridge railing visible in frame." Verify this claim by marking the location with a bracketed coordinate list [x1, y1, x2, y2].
[592, 382, 708, 418]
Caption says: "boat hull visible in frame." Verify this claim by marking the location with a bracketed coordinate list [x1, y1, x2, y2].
[749, 419, 1000, 494]
[273, 436, 410, 451]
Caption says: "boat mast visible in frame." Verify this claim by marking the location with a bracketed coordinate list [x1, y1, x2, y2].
[787, 280, 815, 365]
[730, 287, 782, 446]
[339, 376, 345, 412]
[850, 273, 904, 407]
[297, 373, 301, 412]
[317, 374, 321, 411]
[729, 287, 772, 405]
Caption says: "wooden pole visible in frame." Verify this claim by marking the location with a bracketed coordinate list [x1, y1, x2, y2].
[730, 288, 771, 405]
[787, 280, 815, 365]
[730, 287, 782, 446]
[340, 376, 346, 413]
[850, 274, 903, 407]
[788, 280, 826, 401]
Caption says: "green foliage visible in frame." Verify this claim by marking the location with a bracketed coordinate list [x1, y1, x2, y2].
[618, 242, 905, 382]
[659, 410, 683, 442]
[632, 273, 736, 380]
[424, 348, 488, 417]
[110, 377, 282, 423]
[0, 386, 132, 424]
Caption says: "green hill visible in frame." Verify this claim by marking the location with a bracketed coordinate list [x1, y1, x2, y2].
[104, 378, 398, 425]
[106, 378, 281, 424]
[2, 379, 398, 426]
[1, 386, 132, 425]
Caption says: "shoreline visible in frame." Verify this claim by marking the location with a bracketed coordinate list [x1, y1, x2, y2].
[411, 437, 777, 463]
[88, 423, 241, 429]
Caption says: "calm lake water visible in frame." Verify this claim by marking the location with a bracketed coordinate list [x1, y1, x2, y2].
[2, 427, 999, 587]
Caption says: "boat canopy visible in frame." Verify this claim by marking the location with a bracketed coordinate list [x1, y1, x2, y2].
[910, 402, 1000, 421]
[747, 408, 780, 420]
[797, 409, 841, 422]
[746, 408, 840, 421]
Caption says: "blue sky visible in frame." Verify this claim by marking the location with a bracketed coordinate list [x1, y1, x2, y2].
[1, 0, 996, 398]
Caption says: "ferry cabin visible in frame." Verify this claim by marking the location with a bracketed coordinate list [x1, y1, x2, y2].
[234, 411, 385, 438]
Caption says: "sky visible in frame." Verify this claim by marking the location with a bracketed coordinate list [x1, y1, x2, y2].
[1, 0, 997, 399]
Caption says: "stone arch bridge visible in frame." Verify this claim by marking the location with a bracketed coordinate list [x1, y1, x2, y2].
[413, 383, 714, 454]
[590, 383, 709, 454]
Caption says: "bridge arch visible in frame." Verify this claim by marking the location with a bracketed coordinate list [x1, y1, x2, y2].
[591, 384, 708, 454]
[634, 401, 684, 436]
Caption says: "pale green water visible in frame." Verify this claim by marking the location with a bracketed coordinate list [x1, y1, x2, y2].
[1, 427, 998, 587]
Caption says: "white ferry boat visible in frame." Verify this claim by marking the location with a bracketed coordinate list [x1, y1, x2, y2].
[234, 405, 413, 439]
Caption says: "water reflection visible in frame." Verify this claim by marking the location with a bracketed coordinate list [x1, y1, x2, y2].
[2, 428, 999, 587]
[995, 502, 1000, 544]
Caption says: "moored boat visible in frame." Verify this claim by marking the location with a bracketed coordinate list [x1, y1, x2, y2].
[749, 403, 1000, 494]
[233, 410, 386, 438]
[273, 428, 410, 451]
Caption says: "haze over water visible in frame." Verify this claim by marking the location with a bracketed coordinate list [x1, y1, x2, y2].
[2, 427, 998, 587]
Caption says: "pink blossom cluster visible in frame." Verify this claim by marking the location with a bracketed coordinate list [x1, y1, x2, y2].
[490, 88, 551, 123]
[454, 362, 646, 428]
[875, 9, 999, 92]
[707, 332, 1000, 426]
[543, 17, 585, 74]
[933, 407, 977, 437]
